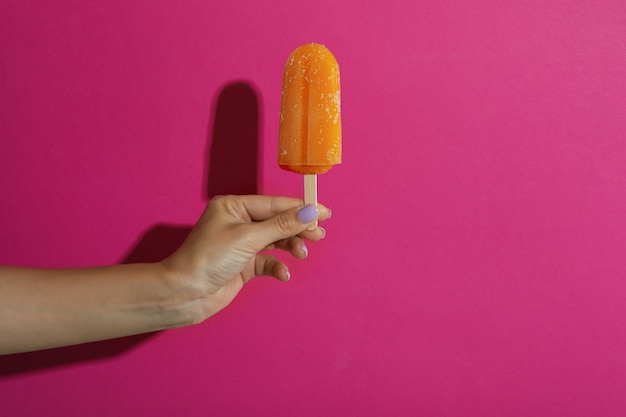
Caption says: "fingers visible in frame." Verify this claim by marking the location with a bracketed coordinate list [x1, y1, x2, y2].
[204, 195, 332, 284]
[269, 236, 309, 259]
[253, 254, 290, 283]
[266, 217, 332, 251]
[296, 223, 327, 241]
[212, 194, 331, 224]
[218, 195, 302, 222]
[251, 204, 322, 245]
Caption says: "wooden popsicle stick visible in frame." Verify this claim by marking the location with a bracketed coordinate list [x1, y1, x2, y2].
[304, 174, 318, 230]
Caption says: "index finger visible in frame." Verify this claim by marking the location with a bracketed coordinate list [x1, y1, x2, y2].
[215, 195, 329, 223]
[240, 195, 304, 221]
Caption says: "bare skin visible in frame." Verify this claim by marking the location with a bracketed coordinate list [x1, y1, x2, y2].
[0, 195, 330, 355]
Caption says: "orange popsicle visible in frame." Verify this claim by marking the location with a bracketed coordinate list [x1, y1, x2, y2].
[278, 43, 341, 218]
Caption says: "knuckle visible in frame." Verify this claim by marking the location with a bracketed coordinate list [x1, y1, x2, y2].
[275, 213, 295, 236]
[209, 194, 230, 206]
[215, 195, 250, 221]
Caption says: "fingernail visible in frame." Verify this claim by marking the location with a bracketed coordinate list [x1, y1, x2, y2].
[318, 227, 326, 239]
[298, 204, 320, 224]
[326, 208, 332, 219]
[301, 243, 309, 258]
[284, 269, 291, 281]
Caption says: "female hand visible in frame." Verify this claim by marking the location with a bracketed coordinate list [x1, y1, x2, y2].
[161, 195, 331, 322]
[0, 194, 331, 354]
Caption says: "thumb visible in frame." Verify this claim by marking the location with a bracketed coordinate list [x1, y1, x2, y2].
[253, 204, 320, 245]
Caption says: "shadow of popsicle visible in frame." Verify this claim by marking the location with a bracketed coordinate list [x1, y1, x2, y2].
[206, 81, 261, 198]
[0, 81, 261, 378]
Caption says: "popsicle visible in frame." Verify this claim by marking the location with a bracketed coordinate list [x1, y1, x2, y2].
[278, 43, 341, 226]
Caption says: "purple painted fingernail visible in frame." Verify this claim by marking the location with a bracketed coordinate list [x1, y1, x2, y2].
[301, 243, 309, 258]
[298, 204, 320, 223]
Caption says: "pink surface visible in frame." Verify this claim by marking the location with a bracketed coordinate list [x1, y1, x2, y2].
[1, 1, 626, 415]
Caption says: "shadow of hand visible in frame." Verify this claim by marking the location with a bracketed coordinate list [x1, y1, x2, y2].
[0, 81, 261, 377]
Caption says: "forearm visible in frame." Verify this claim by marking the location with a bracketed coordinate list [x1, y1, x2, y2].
[0, 263, 201, 354]
[0, 196, 329, 355]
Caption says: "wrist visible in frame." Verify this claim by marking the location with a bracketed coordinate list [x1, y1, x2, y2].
[155, 260, 208, 328]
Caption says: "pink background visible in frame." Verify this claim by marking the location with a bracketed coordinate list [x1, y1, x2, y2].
[1, 1, 626, 416]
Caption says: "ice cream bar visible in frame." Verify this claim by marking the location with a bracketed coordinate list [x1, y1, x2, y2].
[278, 43, 341, 224]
